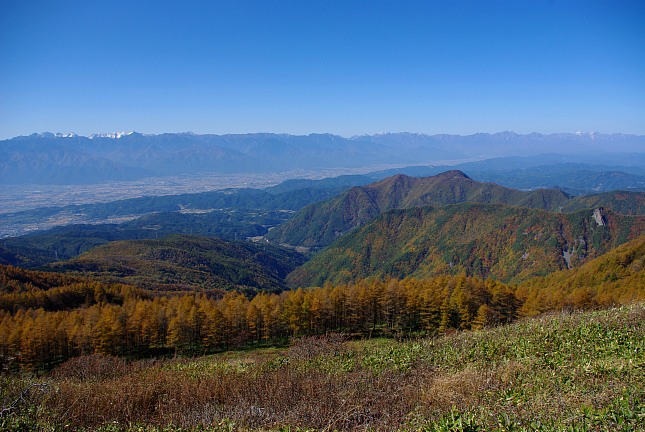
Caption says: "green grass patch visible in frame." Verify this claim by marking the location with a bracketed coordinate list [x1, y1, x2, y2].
[1, 304, 643, 431]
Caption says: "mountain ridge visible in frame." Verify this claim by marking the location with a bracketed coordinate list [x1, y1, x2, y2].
[286, 203, 645, 287]
[3, 131, 643, 184]
[266, 171, 580, 248]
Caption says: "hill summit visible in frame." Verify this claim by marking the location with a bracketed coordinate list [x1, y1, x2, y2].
[266, 171, 571, 248]
[48, 234, 306, 294]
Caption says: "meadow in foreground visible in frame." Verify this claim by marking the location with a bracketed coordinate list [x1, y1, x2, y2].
[1, 304, 643, 431]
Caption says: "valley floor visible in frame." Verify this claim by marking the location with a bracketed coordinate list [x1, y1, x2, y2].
[1, 304, 643, 431]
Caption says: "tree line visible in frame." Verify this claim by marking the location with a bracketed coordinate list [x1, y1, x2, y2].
[1, 274, 519, 370]
[1, 234, 642, 372]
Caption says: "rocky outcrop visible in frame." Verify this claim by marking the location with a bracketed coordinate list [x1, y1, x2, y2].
[593, 208, 606, 226]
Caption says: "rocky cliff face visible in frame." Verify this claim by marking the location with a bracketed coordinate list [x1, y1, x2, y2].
[593, 208, 606, 226]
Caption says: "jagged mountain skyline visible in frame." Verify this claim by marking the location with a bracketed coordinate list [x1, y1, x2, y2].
[13, 130, 642, 140]
[2, 130, 644, 185]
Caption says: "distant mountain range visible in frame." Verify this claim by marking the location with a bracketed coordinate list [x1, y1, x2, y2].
[2, 131, 644, 184]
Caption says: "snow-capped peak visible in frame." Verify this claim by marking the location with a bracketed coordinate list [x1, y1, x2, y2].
[36, 132, 78, 138]
[89, 131, 135, 139]
[574, 131, 602, 139]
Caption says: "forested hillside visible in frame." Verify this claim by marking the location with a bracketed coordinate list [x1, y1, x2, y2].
[561, 190, 645, 214]
[1, 167, 644, 377]
[46, 235, 306, 294]
[1, 236, 643, 371]
[267, 171, 644, 248]
[0, 209, 291, 268]
[516, 235, 645, 315]
[287, 203, 644, 287]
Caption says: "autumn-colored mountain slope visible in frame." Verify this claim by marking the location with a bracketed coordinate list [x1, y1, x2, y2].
[266, 171, 644, 249]
[1, 238, 643, 373]
[287, 203, 645, 287]
[516, 235, 645, 316]
[562, 190, 645, 215]
[48, 234, 306, 294]
[1, 264, 86, 294]
[0, 264, 148, 313]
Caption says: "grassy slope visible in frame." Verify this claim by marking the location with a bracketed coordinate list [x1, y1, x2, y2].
[3, 304, 643, 431]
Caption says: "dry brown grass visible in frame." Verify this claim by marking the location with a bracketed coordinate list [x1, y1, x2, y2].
[2, 305, 643, 431]
[44, 357, 431, 430]
[420, 367, 494, 411]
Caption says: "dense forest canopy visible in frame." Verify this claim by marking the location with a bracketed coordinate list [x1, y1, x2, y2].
[1, 235, 642, 371]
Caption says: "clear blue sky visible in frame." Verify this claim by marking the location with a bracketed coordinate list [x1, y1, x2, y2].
[1, 0, 644, 139]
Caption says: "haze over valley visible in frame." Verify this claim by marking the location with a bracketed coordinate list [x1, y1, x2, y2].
[2, 131, 644, 237]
